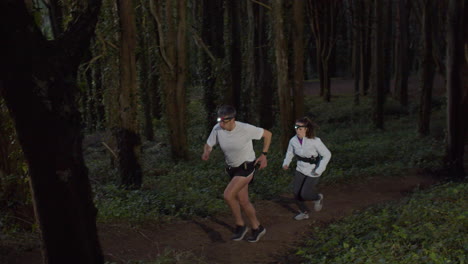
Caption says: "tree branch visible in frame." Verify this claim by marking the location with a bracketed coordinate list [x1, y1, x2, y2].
[149, 0, 174, 72]
[250, 0, 271, 10]
[190, 27, 216, 61]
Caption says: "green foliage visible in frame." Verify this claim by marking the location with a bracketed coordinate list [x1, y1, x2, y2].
[296, 182, 468, 264]
[0, 99, 32, 232]
[94, 159, 228, 222]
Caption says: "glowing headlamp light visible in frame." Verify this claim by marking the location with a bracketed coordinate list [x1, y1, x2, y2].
[217, 116, 233, 123]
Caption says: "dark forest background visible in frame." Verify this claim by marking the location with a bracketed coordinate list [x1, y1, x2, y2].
[0, 0, 466, 263]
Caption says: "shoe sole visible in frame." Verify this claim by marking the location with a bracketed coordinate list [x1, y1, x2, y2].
[232, 228, 248, 241]
[247, 228, 266, 243]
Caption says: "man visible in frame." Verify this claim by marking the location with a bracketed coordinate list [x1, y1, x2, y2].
[202, 105, 272, 242]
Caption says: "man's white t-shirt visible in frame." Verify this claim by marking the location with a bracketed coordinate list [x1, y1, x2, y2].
[206, 121, 264, 167]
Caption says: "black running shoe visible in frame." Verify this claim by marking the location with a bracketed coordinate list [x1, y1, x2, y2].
[247, 225, 266, 243]
[231, 225, 248, 241]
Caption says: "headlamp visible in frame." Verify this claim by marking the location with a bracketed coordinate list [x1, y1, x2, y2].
[217, 116, 233, 123]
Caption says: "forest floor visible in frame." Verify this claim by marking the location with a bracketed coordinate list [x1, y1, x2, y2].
[3, 76, 453, 264]
[7, 173, 442, 264]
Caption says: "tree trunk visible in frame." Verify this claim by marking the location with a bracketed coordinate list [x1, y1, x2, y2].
[292, 0, 305, 118]
[445, 0, 467, 179]
[359, 0, 372, 96]
[137, 1, 155, 141]
[117, 0, 143, 188]
[418, 0, 435, 136]
[254, 3, 274, 129]
[0, 1, 104, 263]
[230, 0, 242, 110]
[201, 0, 225, 130]
[394, 0, 410, 107]
[352, 0, 361, 105]
[272, 0, 293, 151]
[307, 0, 341, 102]
[316, 49, 325, 96]
[372, 0, 385, 129]
[241, 0, 256, 123]
[382, 0, 393, 95]
[151, 0, 188, 160]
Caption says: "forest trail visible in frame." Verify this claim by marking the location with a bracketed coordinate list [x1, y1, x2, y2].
[11, 173, 440, 264]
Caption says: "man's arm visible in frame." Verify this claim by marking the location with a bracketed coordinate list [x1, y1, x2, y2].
[201, 144, 212, 161]
[255, 129, 272, 169]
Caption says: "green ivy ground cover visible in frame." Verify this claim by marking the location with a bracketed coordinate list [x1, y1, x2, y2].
[296, 182, 467, 264]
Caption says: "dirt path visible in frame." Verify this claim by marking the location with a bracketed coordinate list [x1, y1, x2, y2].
[10, 173, 440, 264]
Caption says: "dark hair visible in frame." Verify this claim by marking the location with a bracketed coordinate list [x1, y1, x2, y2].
[296, 116, 318, 139]
[217, 105, 236, 118]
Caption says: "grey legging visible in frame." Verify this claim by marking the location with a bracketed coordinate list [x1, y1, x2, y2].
[293, 170, 321, 212]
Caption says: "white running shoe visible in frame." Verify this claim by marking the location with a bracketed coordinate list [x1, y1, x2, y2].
[294, 211, 309, 220]
[314, 194, 324, 211]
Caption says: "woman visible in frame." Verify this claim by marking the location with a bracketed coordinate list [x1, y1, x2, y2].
[202, 105, 272, 242]
[282, 116, 331, 220]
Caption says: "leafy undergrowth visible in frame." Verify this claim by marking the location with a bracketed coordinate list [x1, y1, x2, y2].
[296, 181, 468, 264]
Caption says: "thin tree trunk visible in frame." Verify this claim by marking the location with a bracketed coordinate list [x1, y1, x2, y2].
[372, 0, 385, 129]
[255, 3, 274, 129]
[230, 0, 242, 110]
[272, 0, 293, 151]
[382, 0, 393, 95]
[446, 0, 467, 179]
[418, 0, 435, 136]
[137, 1, 154, 141]
[352, 0, 361, 105]
[307, 0, 339, 102]
[201, 0, 224, 129]
[394, 0, 410, 107]
[360, 0, 371, 96]
[242, 0, 256, 123]
[292, 0, 305, 118]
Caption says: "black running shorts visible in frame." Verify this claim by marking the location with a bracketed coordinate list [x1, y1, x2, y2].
[225, 161, 256, 179]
